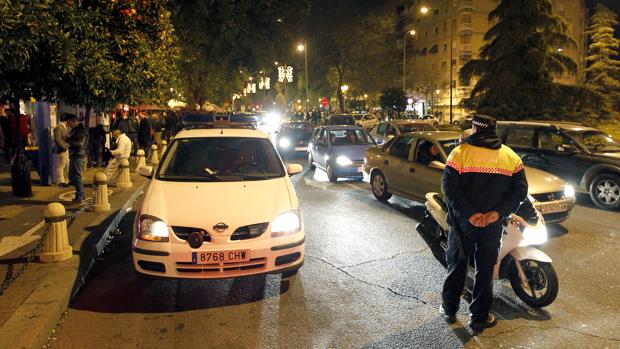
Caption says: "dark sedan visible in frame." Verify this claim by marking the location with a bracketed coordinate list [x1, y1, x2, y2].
[275, 122, 314, 156]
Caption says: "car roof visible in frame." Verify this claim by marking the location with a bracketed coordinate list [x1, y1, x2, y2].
[175, 127, 269, 139]
[401, 130, 462, 141]
[497, 120, 598, 131]
[323, 125, 364, 131]
[389, 119, 431, 125]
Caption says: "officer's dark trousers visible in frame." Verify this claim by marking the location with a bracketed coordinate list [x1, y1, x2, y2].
[441, 222, 502, 322]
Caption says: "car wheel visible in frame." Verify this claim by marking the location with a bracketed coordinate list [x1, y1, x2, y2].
[327, 163, 338, 182]
[371, 171, 392, 201]
[308, 152, 315, 169]
[589, 173, 620, 210]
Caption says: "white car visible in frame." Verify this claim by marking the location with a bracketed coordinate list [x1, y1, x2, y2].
[133, 126, 305, 279]
[354, 114, 380, 130]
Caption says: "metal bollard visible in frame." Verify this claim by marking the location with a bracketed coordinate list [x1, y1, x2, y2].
[117, 159, 133, 188]
[150, 144, 159, 165]
[135, 149, 146, 172]
[160, 140, 168, 156]
[91, 172, 110, 212]
[40, 203, 73, 263]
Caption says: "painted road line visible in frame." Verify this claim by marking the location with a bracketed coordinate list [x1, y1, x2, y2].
[0, 220, 45, 257]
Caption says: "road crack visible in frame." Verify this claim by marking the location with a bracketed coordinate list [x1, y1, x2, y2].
[306, 254, 429, 305]
[481, 324, 620, 343]
[341, 248, 429, 268]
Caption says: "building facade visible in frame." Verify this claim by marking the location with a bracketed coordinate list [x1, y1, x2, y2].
[380, 0, 587, 123]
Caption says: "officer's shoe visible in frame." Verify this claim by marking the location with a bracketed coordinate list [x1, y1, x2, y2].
[468, 314, 497, 332]
[439, 305, 456, 324]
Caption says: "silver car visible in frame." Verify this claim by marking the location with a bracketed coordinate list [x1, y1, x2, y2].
[364, 131, 576, 223]
[370, 120, 438, 145]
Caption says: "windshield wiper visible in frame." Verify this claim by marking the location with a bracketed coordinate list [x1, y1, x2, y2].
[233, 174, 281, 180]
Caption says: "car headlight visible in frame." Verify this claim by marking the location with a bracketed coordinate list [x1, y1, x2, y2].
[138, 215, 169, 242]
[519, 224, 548, 246]
[564, 184, 575, 198]
[336, 155, 353, 166]
[279, 138, 291, 148]
[271, 210, 301, 237]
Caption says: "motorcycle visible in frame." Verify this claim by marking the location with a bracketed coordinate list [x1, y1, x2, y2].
[416, 192, 559, 308]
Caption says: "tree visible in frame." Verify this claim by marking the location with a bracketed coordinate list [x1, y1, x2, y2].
[379, 87, 406, 114]
[586, 4, 620, 114]
[459, 0, 595, 120]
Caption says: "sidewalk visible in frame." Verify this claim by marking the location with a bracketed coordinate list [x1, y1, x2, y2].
[0, 160, 148, 349]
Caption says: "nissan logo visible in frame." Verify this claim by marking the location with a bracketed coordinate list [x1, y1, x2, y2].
[213, 223, 228, 233]
[547, 193, 555, 201]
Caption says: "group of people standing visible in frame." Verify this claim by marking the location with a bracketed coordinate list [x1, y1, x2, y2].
[51, 109, 178, 205]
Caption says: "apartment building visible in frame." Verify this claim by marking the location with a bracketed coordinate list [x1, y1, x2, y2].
[379, 0, 587, 122]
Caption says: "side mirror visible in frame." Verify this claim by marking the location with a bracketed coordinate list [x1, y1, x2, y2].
[137, 165, 154, 178]
[287, 163, 303, 176]
[558, 144, 576, 154]
[429, 161, 445, 171]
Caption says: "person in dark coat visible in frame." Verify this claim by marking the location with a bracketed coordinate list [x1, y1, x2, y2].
[88, 123, 106, 167]
[66, 114, 88, 205]
[138, 112, 153, 158]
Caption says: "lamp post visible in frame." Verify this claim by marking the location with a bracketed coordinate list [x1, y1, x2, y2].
[297, 42, 309, 113]
[340, 85, 349, 112]
[402, 30, 416, 94]
[420, 5, 454, 124]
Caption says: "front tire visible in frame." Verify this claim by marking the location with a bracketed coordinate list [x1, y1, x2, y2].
[589, 174, 620, 210]
[327, 163, 338, 182]
[508, 260, 558, 308]
[371, 171, 392, 201]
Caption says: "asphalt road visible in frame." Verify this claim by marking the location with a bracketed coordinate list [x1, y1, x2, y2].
[47, 160, 620, 349]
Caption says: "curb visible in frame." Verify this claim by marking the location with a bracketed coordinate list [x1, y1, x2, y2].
[0, 181, 147, 349]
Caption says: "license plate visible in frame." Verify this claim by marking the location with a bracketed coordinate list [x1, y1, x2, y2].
[356, 166, 363, 173]
[294, 146, 307, 151]
[192, 250, 250, 264]
[539, 204, 568, 214]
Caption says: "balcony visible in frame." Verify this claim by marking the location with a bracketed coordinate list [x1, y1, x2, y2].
[459, 44, 473, 59]
[458, 23, 473, 32]
[459, 0, 473, 14]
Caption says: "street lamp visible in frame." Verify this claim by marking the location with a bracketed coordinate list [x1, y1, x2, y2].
[340, 85, 349, 93]
[419, 4, 455, 124]
[403, 29, 417, 93]
[297, 42, 309, 113]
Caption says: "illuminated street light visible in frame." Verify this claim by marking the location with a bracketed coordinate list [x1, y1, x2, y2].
[297, 44, 305, 52]
[364, 94, 368, 99]
[435, 89, 441, 94]
[409, 30, 416, 36]
[420, 6, 429, 14]
[341, 85, 349, 92]
[297, 41, 310, 112]
[403, 29, 417, 93]
[274, 61, 279, 66]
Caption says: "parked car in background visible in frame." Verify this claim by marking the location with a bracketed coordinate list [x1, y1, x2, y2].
[414, 115, 440, 127]
[353, 114, 380, 130]
[371, 120, 438, 145]
[364, 131, 576, 223]
[308, 125, 376, 182]
[275, 121, 314, 156]
[327, 114, 356, 126]
[497, 121, 620, 210]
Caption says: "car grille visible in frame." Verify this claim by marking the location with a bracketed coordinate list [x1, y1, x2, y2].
[541, 211, 569, 223]
[175, 257, 267, 273]
[171, 226, 211, 242]
[231, 223, 269, 240]
[532, 191, 565, 202]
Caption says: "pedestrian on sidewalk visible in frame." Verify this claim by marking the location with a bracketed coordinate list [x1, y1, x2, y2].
[114, 111, 138, 155]
[440, 115, 528, 332]
[88, 122, 106, 167]
[52, 113, 71, 186]
[66, 114, 88, 205]
[1, 109, 15, 164]
[138, 112, 153, 159]
[105, 128, 132, 184]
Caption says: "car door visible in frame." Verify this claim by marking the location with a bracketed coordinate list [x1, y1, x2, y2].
[534, 128, 589, 186]
[381, 136, 415, 193]
[310, 128, 326, 167]
[408, 139, 445, 200]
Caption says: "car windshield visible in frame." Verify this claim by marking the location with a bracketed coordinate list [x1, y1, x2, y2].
[330, 116, 354, 124]
[354, 115, 364, 120]
[329, 129, 374, 146]
[157, 137, 285, 181]
[281, 123, 313, 133]
[439, 139, 460, 156]
[398, 123, 436, 133]
[568, 130, 620, 153]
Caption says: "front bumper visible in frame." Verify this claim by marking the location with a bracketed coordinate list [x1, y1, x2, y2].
[533, 197, 576, 224]
[334, 161, 365, 178]
[132, 233, 305, 279]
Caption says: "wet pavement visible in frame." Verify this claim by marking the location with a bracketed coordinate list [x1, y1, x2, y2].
[47, 161, 620, 349]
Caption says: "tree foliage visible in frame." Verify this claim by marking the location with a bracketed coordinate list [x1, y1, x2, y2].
[379, 87, 405, 113]
[459, 0, 598, 120]
[586, 3, 620, 113]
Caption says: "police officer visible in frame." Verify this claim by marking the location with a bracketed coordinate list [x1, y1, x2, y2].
[440, 115, 528, 332]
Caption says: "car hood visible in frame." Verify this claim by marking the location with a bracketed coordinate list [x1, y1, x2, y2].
[590, 152, 620, 165]
[143, 177, 293, 236]
[330, 145, 373, 161]
[524, 166, 565, 195]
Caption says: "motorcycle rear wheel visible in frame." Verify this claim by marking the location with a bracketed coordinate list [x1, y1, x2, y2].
[508, 259, 558, 308]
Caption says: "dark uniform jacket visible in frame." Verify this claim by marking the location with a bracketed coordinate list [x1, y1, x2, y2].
[442, 131, 528, 228]
[67, 123, 88, 158]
